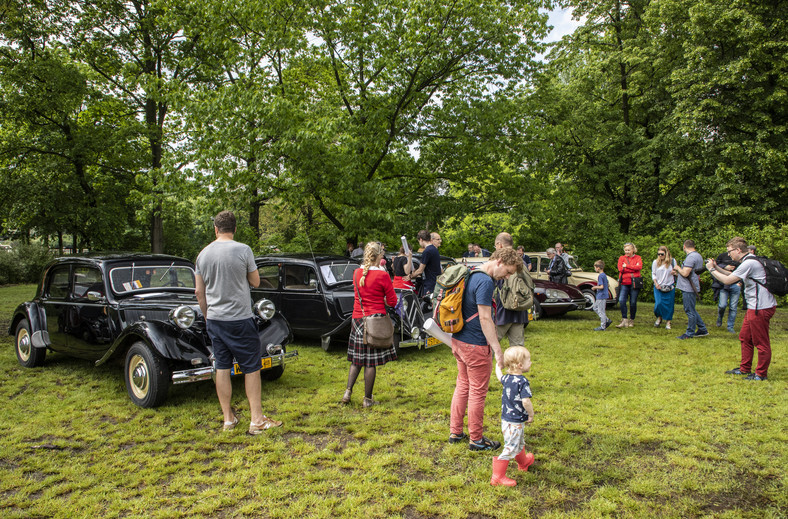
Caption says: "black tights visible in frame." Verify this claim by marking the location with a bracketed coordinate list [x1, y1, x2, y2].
[346, 365, 376, 399]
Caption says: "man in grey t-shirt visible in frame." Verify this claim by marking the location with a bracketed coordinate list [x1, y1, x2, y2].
[196, 211, 281, 434]
[673, 239, 708, 339]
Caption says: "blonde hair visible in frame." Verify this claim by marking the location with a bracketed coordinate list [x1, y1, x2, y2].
[594, 260, 605, 270]
[656, 245, 673, 268]
[624, 242, 637, 254]
[359, 242, 383, 287]
[727, 236, 748, 253]
[504, 346, 531, 373]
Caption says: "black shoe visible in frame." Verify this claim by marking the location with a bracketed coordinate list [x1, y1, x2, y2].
[694, 330, 709, 337]
[725, 368, 749, 375]
[469, 436, 501, 451]
[604, 319, 613, 329]
[448, 432, 468, 444]
[594, 326, 606, 331]
[745, 373, 767, 381]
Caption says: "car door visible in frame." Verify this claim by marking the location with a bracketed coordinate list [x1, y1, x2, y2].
[531, 256, 549, 282]
[253, 262, 282, 309]
[66, 265, 114, 360]
[42, 264, 73, 353]
[279, 263, 332, 337]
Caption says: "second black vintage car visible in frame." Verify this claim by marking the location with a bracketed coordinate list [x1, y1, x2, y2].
[253, 254, 358, 351]
[9, 254, 296, 408]
[252, 253, 461, 353]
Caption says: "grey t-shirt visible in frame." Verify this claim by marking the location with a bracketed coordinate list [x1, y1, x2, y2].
[676, 251, 703, 293]
[195, 240, 256, 321]
[732, 254, 777, 310]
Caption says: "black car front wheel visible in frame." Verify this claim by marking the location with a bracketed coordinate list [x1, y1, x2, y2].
[15, 319, 46, 368]
[124, 342, 170, 408]
[261, 348, 286, 381]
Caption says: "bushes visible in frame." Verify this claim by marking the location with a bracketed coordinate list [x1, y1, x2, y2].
[0, 244, 53, 285]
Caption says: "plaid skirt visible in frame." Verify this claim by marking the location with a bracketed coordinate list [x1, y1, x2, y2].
[347, 317, 398, 367]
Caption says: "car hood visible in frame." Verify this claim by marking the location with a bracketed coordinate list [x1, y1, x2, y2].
[533, 279, 584, 298]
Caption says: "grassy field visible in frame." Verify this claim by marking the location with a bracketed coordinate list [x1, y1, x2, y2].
[0, 284, 786, 518]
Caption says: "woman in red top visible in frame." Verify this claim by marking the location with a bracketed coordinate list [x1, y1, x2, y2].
[392, 242, 415, 290]
[616, 242, 643, 328]
[341, 242, 398, 407]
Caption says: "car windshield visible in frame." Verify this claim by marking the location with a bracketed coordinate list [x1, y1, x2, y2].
[319, 261, 358, 286]
[109, 263, 196, 294]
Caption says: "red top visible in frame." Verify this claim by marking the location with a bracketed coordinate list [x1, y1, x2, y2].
[617, 254, 643, 286]
[352, 268, 397, 318]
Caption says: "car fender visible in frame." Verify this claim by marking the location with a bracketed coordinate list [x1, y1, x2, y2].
[9, 302, 49, 348]
[96, 321, 206, 366]
[258, 313, 294, 348]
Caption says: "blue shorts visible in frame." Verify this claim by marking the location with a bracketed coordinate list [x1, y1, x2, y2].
[206, 318, 262, 373]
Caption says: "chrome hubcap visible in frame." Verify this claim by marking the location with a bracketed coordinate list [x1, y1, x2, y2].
[17, 329, 31, 361]
[129, 354, 149, 399]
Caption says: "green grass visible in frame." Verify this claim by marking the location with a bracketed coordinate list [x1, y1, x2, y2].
[1, 284, 786, 518]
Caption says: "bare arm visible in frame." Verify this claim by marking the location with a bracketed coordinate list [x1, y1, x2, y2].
[522, 397, 534, 424]
[195, 274, 208, 318]
[247, 269, 260, 288]
[705, 259, 742, 286]
[478, 304, 504, 370]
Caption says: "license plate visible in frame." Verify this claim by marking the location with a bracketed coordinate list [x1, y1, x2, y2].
[232, 357, 272, 375]
[426, 336, 442, 347]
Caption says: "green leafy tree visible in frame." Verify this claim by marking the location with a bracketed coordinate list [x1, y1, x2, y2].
[0, 0, 141, 249]
[665, 0, 788, 228]
[72, 0, 204, 252]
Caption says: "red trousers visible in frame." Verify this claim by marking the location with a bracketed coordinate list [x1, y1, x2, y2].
[738, 307, 775, 377]
[450, 338, 493, 442]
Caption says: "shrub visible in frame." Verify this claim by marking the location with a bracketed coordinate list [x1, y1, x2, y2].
[0, 244, 53, 285]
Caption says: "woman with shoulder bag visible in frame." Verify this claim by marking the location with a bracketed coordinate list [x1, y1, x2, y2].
[342, 242, 398, 408]
[616, 242, 643, 328]
[651, 245, 677, 330]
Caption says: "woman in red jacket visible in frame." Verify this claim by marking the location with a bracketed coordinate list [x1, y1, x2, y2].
[616, 242, 643, 328]
[341, 242, 398, 407]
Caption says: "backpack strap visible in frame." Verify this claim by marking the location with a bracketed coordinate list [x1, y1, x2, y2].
[464, 268, 489, 323]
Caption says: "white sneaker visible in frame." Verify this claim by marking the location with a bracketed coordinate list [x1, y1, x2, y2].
[666, 322, 672, 330]
[654, 319, 662, 327]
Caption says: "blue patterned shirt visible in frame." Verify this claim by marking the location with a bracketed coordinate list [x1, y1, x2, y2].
[501, 374, 532, 423]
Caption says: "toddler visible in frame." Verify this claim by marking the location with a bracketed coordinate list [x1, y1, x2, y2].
[491, 346, 535, 486]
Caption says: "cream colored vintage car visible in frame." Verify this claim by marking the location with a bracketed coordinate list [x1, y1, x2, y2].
[524, 252, 618, 309]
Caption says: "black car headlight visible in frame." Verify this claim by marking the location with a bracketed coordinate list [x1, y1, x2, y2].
[170, 305, 196, 329]
[255, 298, 276, 321]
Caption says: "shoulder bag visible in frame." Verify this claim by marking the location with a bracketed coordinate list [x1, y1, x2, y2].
[354, 279, 394, 348]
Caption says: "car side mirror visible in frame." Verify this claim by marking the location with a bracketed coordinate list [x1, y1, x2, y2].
[86, 291, 104, 302]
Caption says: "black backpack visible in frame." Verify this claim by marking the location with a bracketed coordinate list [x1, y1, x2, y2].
[742, 256, 788, 297]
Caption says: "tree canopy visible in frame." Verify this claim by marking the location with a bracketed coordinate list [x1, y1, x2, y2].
[1, 0, 786, 259]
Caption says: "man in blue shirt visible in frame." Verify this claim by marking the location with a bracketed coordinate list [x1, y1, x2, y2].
[448, 247, 523, 452]
[420, 232, 443, 295]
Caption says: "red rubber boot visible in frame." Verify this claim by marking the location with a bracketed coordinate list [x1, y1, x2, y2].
[514, 449, 535, 471]
[490, 457, 517, 486]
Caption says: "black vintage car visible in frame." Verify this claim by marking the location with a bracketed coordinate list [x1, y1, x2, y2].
[253, 254, 357, 351]
[9, 254, 296, 408]
[252, 253, 440, 353]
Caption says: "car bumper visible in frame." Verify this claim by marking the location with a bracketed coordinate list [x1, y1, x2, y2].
[171, 350, 299, 384]
[540, 298, 586, 316]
